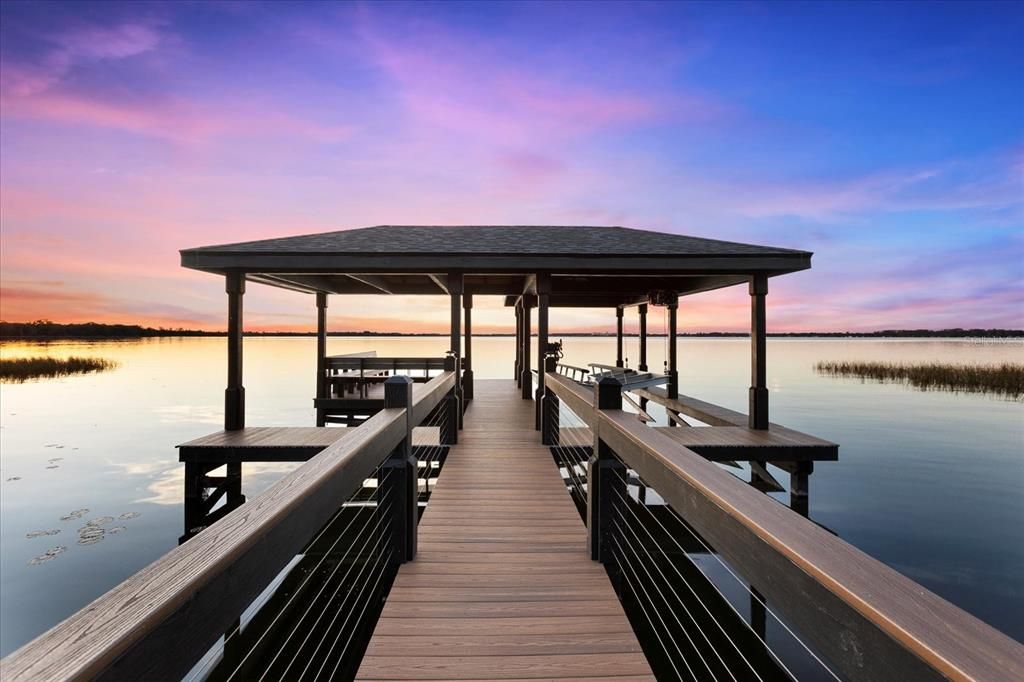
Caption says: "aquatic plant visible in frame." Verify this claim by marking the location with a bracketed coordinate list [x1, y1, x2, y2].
[815, 361, 1024, 399]
[0, 356, 117, 382]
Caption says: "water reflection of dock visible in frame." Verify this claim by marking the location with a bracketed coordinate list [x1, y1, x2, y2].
[5, 225, 1021, 682]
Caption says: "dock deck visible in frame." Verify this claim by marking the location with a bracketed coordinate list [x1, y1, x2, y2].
[356, 380, 653, 680]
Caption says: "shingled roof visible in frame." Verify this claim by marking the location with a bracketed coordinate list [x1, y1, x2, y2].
[180, 225, 812, 306]
[184, 225, 806, 257]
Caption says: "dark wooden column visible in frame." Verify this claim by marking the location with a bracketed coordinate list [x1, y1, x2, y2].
[637, 304, 648, 372]
[448, 273, 463, 422]
[514, 301, 522, 384]
[790, 461, 811, 517]
[638, 303, 649, 411]
[520, 296, 533, 399]
[462, 293, 474, 400]
[667, 295, 679, 401]
[588, 376, 625, 573]
[749, 274, 769, 429]
[615, 307, 624, 367]
[315, 292, 328, 426]
[535, 274, 550, 430]
[225, 272, 245, 430]
[383, 375, 417, 561]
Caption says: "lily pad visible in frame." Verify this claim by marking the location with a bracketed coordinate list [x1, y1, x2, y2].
[26, 529, 61, 539]
[29, 546, 67, 565]
[77, 527, 105, 545]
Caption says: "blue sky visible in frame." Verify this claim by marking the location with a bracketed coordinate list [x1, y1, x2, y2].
[1, 0, 1021, 331]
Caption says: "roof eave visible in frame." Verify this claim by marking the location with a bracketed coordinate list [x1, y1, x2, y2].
[179, 250, 812, 277]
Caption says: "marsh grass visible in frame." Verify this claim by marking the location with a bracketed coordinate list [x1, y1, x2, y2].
[0, 356, 117, 382]
[815, 360, 1024, 399]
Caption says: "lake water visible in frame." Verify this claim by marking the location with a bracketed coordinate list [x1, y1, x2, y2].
[1, 336, 1022, 658]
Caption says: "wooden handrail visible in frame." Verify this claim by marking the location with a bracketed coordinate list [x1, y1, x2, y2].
[325, 356, 453, 372]
[546, 372, 1024, 682]
[1, 371, 456, 682]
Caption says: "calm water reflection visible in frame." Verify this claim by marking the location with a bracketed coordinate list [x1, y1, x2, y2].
[1, 336, 1021, 655]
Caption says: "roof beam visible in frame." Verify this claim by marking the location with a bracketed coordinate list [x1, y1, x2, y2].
[428, 274, 449, 294]
[346, 274, 394, 294]
[246, 274, 317, 294]
[271, 274, 381, 294]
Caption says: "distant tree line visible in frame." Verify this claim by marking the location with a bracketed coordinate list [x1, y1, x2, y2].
[1, 320, 1021, 339]
[0, 320, 219, 339]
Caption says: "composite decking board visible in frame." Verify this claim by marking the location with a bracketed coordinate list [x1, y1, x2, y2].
[177, 425, 440, 461]
[560, 420, 837, 461]
[356, 380, 652, 680]
[178, 426, 349, 449]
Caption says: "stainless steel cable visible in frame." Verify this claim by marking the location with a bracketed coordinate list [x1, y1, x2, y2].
[316, 533, 395, 680]
[256, 495, 392, 681]
[610, 533, 695, 681]
[625, 473, 840, 680]
[296, 526, 391, 680]
[613, 489, 756, 681]
[612, 517, 719, 680]
[221, 474, 385, 682]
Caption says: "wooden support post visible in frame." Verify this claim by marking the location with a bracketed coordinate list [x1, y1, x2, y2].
[225, 272, 245, 431]
[182, 461, 203, 540]
[520, 296, 533, 399]
[448, 272, 463, 427]
[383, 376, 417, 561]
[750, 274, 769, 430]
[638, 303, 649, 412]
[535, 275, 550, 431]
[615, 307, 624, 368]
[667, 294, 679, 404]
[514, 301, 522, 385]
[225, 461, 244, 510]
[637, 304, 648, 372]
[462, 293, 474, 401]
[441, 355, 459, 445]
[791, 461, 812, 517]
[315, 292, 328, 426]
[588, 377, 625, 570]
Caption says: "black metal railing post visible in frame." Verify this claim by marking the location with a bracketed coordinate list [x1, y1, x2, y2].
[587, 377, 625, 579]
[441, 355, 459, 445]
[382, 375, 417, 561]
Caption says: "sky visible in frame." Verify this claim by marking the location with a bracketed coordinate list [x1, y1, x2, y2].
[1, 0, 1021, 334]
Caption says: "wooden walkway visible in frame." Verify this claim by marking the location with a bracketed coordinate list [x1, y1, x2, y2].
[356, 380, 652, 680]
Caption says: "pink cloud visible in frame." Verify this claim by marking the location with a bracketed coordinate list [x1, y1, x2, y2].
[351, 11, 684, 146]
[1, 21, 163, 97]
[2, 90, 356, 144]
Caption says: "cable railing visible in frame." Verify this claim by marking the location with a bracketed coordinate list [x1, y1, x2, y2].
[544, 371, 1024, 682]
[545, 393, 590, 515]
[546, 382, 806, 680]
[0, 371, 457, 682]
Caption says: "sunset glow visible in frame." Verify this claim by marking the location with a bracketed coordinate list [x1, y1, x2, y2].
[1, 1, 1021, 332]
